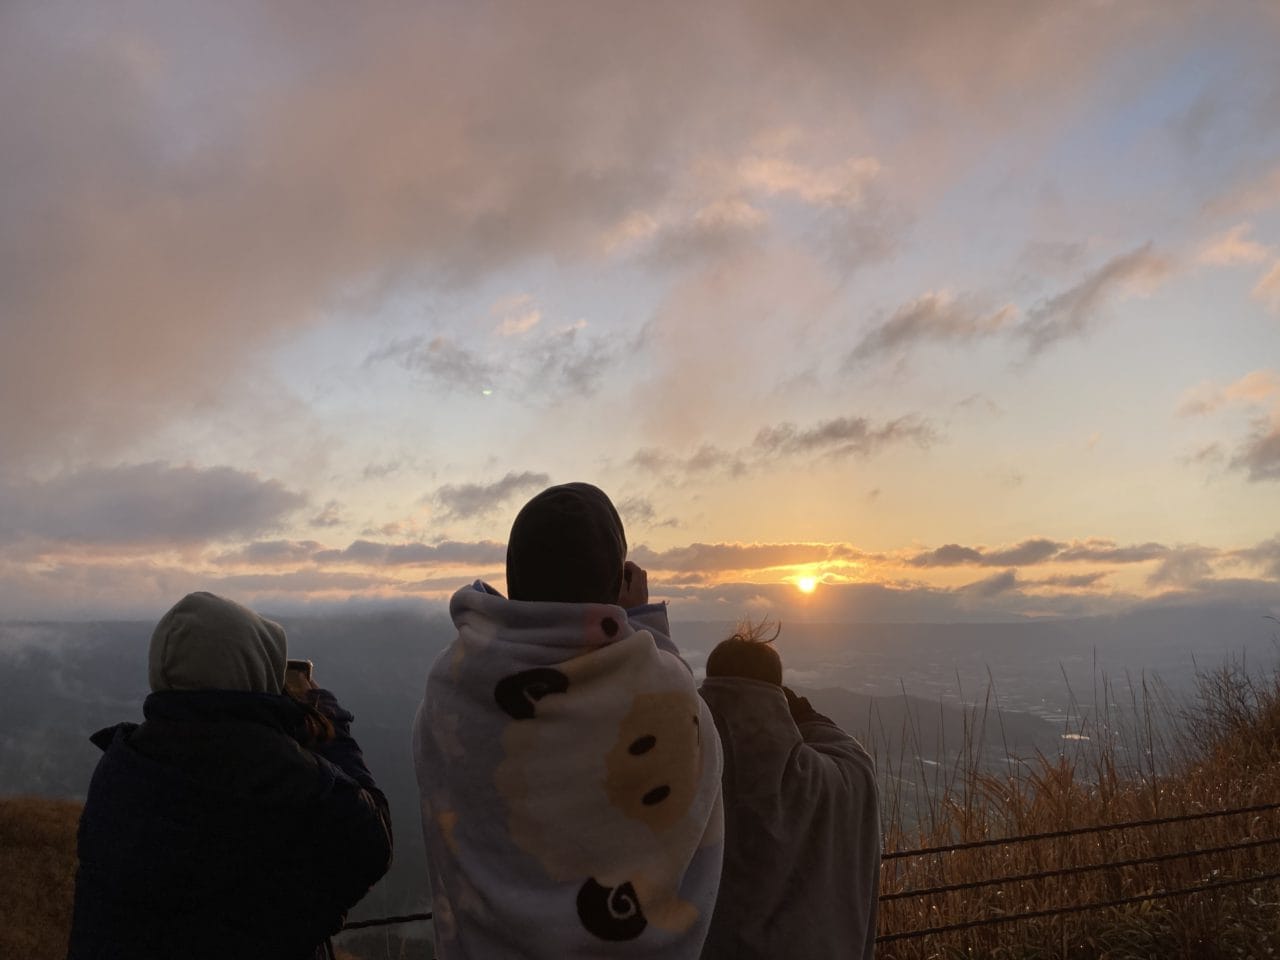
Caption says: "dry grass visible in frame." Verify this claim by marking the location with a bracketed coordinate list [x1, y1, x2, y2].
[0, 795, 82, 960]
[875, 656, 1280, 959]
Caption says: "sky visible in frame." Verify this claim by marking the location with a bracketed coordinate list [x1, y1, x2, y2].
[2, 0, 1279, 622]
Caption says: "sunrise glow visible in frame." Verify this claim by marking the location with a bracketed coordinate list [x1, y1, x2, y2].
[0, 4, 1276, 622]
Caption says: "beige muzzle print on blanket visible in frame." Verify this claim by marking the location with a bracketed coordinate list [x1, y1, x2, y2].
[495, 632, 723, 939]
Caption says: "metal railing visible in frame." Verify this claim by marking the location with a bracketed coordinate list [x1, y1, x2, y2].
[329, 800, 1280, 954]
[877, 799, 1280, 944]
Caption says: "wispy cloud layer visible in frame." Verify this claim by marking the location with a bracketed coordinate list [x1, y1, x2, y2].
[847, 245, 1172, 366]
[849, 295, 1017, 364]
[1017, 246, 1172, 355]
[432, 472, 551, 520]
[1178, 370, 1280, 483]
[633, 411, 937, 481]
[0, 463, 303, 547]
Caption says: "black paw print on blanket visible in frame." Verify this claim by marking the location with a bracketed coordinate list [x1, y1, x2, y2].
[494, 665, 662, 942]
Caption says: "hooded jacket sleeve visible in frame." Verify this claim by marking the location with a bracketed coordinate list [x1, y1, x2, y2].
[303, 688, 394, 920]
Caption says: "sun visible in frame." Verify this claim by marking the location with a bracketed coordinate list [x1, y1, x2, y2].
[796, 576, 817, 594]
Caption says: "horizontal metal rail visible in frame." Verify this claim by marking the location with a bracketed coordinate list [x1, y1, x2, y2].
[882, 834, 1280, 901]
[882, 800, 1280, 860]
[876, 869, 1280, 943]
[342, 911, 433, 931]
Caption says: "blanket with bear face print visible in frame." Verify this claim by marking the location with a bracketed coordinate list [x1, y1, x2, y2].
[413, 582, 724, 960]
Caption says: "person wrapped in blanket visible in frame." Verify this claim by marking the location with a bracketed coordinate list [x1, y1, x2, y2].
[67, 592, 393, 960]
[698, 623, 881, 960]
[413, 482, 724, 959]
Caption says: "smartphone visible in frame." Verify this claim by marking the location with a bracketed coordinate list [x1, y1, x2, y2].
[286, 658, 313, 680]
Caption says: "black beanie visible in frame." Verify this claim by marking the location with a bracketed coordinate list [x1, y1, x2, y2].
[506, 482, 627, 604]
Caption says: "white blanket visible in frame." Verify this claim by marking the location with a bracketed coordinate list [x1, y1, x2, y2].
[413, 583, 724, 959]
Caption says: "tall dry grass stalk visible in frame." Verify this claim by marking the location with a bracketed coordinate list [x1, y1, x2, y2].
[873, 652, 1280, 959]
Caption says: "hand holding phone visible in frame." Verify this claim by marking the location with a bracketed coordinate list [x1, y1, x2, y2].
[617, 560, 649, 608]
[284, 659, 315, 699]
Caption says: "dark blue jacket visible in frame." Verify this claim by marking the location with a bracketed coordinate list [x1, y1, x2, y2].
[67, 688, 392, 960]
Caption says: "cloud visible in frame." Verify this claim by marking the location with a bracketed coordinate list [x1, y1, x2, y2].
[0, 463, 303, 547]
[961, 569, 1021, 597]
[1206, 163, 1280, 220]
[313, 539, 507, 567]
[1017, 239, 1089, 278]
[978, 538, 1063, 565]
[848, 294, 1017, 363]
[1233, 536, 1280, 580]
[1176, 370, 1280, 482]
[1254, 262, 1280, 312]
[369, 320, 633, 402]
[1197, 223, 1272, 266]
[738, 155, 882, 208]
[1013, 244, 1172, 358]
[907, 543, 983, 566]
[214, 535, 507, 569]
[1193, 221, 1280, 316]
[492, 293, 542, 337]
[908, 537, 1183, 568]
[362, 461, 402, 480]
[849, 246, 1170, 367]
[1183, 442, 1225, 466]
[642, 198, 769, 269]
[631, 541, 865, 573]
[955, 393, 1003, 415]
[0, 1, 1199, 465]
[1055, 540, 1170, 563]
[616, 496, 679, 530]
[909, 538, 1062, 567]
[1232, 421, 1280, 481]
[432, 471, 550, 519]
[1036, 572, 1110, 588]
[753, 415, 936, 458]
[631, 445, 748, 478]
[733, 152, 905, 271]
[1146, 546, 1219, 587]
[309, 500, 343, 528]
[1017, 245, 1173, 355]
[616, 496, 656, 525]
[632, 410, 936, 481]
[527, 323, 628, 397]
[211, 570, 396, 594]
[368, 337, 497, 392]
[214, 540, 324, 566]
[819, 190, 907, 272]
[1177, 370, 1280, 416]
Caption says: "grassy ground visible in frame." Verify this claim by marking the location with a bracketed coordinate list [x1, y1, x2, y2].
[0, 795, 81, 960]
[875, 657, 1280, 958]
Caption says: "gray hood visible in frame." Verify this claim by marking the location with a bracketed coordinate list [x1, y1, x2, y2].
[148, 591, 287, 694]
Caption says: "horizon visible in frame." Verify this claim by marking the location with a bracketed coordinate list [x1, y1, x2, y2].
[3, 2, 1279, 624]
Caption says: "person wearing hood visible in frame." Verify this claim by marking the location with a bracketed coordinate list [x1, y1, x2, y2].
[67, 591, 392, 960]
[413, 482, 724, 959]
[698, 624, 881, 960]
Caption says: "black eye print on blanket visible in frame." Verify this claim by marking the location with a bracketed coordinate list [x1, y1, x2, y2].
[577, 878, 648, 941]
[493, 668, 570, 719]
